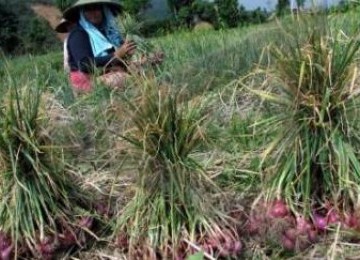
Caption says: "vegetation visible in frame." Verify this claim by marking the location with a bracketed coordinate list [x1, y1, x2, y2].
[54, 0, 74, 11]
[2, 4, 360, 259]
[0, 0, 59, 55]
[114, 77, 240, 258]
[0, 75, 92, 258]
[239, 16, 360, 252]
[214, 0, 240, 28]
[276, 0, 290, 16]
[0, 0, 271, 55]
[122, 0, 150, 15]
[249, 14, 360, 215]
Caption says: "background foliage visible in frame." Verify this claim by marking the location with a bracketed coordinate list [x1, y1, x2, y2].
[0, 0, 59, 55]
[1, 0, 358, 56]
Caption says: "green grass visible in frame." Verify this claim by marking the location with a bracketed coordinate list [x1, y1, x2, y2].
[113, 76, 238, 259]
[2, 9, 360, 259]
[242, 14, 360, 215]
[0, 75, 91, 257]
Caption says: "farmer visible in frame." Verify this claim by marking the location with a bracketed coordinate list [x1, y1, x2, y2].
[63, 0, 136, 94]
[55, 18, 76, 72]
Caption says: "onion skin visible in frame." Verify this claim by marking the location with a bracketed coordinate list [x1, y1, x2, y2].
[312, 214, 327, 231]
[268, 199, 289, 218]
[284, 228, 297, 241]
[0, 232, 12, 260]
[344, 213, 359, 229]
[95, 202, 111, 218]
[327, 209, 340, 224]
[296, 235, 311, 251]
[296, 215, 312, 234]
[0, 232, 11, 249]
[206, 237, 219, 249]
[307, 229, 318, 243]
[116, 233, 129, 249]
[40, 253, 54, 260]
[232, 241, 243, 254]
[36, 236, 58, 260]
[281, 235, 295, 251]
[78, 216, 93, 229]
[247, 219, 260, 235]
[204, 230, 241, 257]
[201, 243, 213, 254]
[59, 230, 77, 248]
[217, 246, 230, 257]
[1, 244, 13, 260]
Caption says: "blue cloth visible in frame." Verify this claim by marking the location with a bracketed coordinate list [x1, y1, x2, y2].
[103, 7, 123, 47]
[79, 6, 123, 57]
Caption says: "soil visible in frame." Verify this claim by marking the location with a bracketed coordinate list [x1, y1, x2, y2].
[30, 3, 67, 41]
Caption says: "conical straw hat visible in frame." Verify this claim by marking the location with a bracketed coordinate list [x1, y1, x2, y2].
[55, 18, 72, 33]
[63, 0, 122, 22]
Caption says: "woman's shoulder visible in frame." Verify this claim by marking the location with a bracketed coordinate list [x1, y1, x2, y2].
[68, 25, 88, 40]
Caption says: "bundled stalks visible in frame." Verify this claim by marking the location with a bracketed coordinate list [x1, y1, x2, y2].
[117, 13, 163, 68]
[0, 82, 92, 258]
[114, 76, 241, 259]
[241, 14, 360, 248]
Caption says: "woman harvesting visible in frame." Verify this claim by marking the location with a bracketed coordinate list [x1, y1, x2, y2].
[63, 0, 136, 94]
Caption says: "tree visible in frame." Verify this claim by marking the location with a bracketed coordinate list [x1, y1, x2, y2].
[192, 0, 217, 25]
[122, 0, 151, 15]
[248, 7, 268, 25]
[0, 0, 59, 55]
[214, 0, 240, 28]
[167, 0, 194, 14]
[296, 0, 305, 8]
[55, 0, 75, 11]
[276, 0, 290, 16]
[0, 2, 19, 53]
[166, 0, 197, 27]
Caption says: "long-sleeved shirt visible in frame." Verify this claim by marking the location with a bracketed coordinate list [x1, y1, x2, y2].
[67, 25, 123, 73]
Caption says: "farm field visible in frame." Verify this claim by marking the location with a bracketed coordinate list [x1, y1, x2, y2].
[1, 8, 360, 260]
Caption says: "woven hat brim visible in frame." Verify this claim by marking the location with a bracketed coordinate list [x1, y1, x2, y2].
[63, 1, 122, 22]
[55, 20, 72, 33]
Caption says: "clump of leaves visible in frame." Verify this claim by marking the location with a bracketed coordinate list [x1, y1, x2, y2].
[115, 76, 240, 258]
[0, 81, 90, 257]
[117, 13, 156, 59]
[243, 14, 360, 216]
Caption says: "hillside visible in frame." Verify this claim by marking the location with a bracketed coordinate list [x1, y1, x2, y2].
[30, 3, 66, 41]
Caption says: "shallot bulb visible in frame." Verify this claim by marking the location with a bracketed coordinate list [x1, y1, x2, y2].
[312, 213, 327, 231]
[232, 241, 243, 254]
[307, 229, 318, 243]
[281, 234, 295, 250]
[296, 215, 312, 234]
[0, 232, 12, 260]
[247, 217, 261, 235]
[94, 202, 111, 217]
[268, 199, 289, 218]
[59, 229, 77, 248]
[327, 209, 340, 224]
[116, 233, 129, 249]
[1, 244, 13, 260]
[284, 228, 297, 241]
[78, 216, 93, 229]
[344, 212, 358, 229]
[0, 231, 14, 260]
[36, 236, 58, 260]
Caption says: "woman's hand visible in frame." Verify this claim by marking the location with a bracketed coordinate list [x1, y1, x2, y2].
[114, 39, 137, 59]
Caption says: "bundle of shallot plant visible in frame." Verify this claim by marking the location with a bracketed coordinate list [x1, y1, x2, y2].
[242, 14, 360, 224]
[114, 75, 241, 259]
[0, 79, 91, 258]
